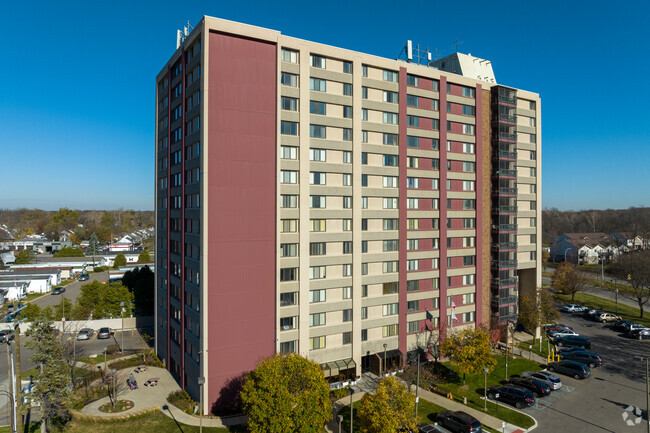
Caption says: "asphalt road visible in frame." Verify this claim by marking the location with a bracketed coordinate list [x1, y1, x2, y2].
[526, 312, 650, 432]
[30, 271, 109, 310]
[542, 274, 639, 310]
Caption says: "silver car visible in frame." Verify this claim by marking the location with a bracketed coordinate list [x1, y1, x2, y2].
[76, 328, 94, 340]
[522, 371, 563, 390]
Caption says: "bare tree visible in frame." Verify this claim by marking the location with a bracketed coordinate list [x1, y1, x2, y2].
[610, 251, 650, 318]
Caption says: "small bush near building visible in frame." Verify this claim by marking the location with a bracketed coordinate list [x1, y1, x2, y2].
[93, 266, 106, 273]
[167, 390, 198, 415]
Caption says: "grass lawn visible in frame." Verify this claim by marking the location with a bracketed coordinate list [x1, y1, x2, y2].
[517, 337, 554, 359]
[555, 292, 650, 326]
[434, 355, 539, 429]
[40, 412, 245, 433]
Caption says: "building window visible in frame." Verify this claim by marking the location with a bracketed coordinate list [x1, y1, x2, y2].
[361, 329, 368, 341]
[361, 262, 368, 275]
[383, 112, 398, 124]
[310, 124, 326, 138]
[310, 195, 326, 208]
[310, 101, 327, 115]
[407, 300, 419, 312]
[280, 341, 297, 353]
[383, 155, 398, 166]
[343, 173, 352, 186]
[383, 91, 398, 103]
[343, 219, 352, 231]
[343, 309, 352, 322]
[463, 312, 475, 323]
[383, 70, 398, 82]
[382, 324, 398, 337]
[407, 280, 419, 292]
[281, 195, 298, 208]
[462, 105, 475, 116]
[407, 136, 419, 148]
[407, 219, 419, 230]
[280, 243, 297, 257]
[281, 219, 298, 232]
[407, 95, 419, 107]
[343, 128, 352, 141]
[408, 321, 419, 333]
[432, 119, 439, 130]
[309, 336, 326, 350]
[361, 307, 368, 319]
[462, 124, 475, 135]
[343, 83, 352, 96]
[310, 78, 326, 92]
[309, 266, 326, 280]
[362, 86, 368, 98]
[343, 196, 352, 208]
[361, 219, 368, 231]
[407, 156, 419, 168]
[463, 256, 475, 266]
[407, 260, 419, 271]
[281, 72, 298, 87]
[343, 241, 352, 254]
[463, 293, 475, 304]
[280, 292, 297, 306]
[362, 65, 368, 77]
[281, 96, 298, 111]
[362, 196, 368, 208]
[280, 121, 298, 136]
[342, 286, 352, 299]
[342, 264, 352, 276]
[280, 170, 297, 184]
[309, 313, 325, 326]
[407, 239, 419, 251]
[462, 86, 475, 98]
[280, 146, 297, 160]
[343, 61, 352, 74]
[383, 303, 399, 316]
[343, 105, 352, 118]
[310, 54, 326, 68]
[280, 316, 297, 331]
[383, 197, 398, 209]
[407, 116, 419, 127]
[383, 261, 398, 273]
[383, 218, 399, 230]
[280, 268, 297, 282]
[310, 289, 326, 303]
[310, 148, 326, 161]
[407, 198, 419, 209]
[383, 240, 399, 252]
[463, 162, 475, 172]
[281, 48, 298, 63]
[342, 332, 352, 345]
[383, 133, 398, 145]
[310, 219, 326, 232]
[310, 242, 326, 256]
[310, 172, 326, 185]
[343, 151, 352, 163]
[407, 74, 419, 86]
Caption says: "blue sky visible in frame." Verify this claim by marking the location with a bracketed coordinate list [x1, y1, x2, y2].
[1, 0, 648, 211]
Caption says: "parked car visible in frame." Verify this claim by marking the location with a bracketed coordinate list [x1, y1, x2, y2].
[507, 377, 551, 398]
[436, 410, 483, 433]
[584, 309, 603, 321]
[561, 304, 586, 313]
[0, 330, 14, 343]
[614, 320, 634, 331]
[544, 324, 574, 333]
[560, 351, 602, 368]
[548, 329, 580, 340]
[522, 371, 562, 390]
[487, 384, 536, 409]
[597, 312, 622, 323]
[627, 323, 648, 334]
[51, 287, 66, 295]
[628, 328, 650, 340]
[553, 335, 591, 349]
[558, 346, 599, 357]
[76, 328, 94, 340]
[547, 360, 592, 379]
[97, 327, 111, 339]
[79, 273, 90, 281]
[417, 424, 439, 433]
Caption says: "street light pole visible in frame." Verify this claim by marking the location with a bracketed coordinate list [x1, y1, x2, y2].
[120, 301, 125, 354]
[198, 376, 205, 433]
[615, 285, 619, 315]
[349, 388, 354, 433]
[6, 342, 15, 433]
[483, 367, 489, 411]
[383, 343, 388, 376]
[414, 351, 420, 418]
[635, 356, 650, 433]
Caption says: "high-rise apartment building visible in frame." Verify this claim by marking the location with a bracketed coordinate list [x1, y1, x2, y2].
[155, 16, 541, 411]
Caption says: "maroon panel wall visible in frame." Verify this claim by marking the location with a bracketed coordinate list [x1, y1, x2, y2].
[439, 76, 448, 336]
[475, 84, 483, 327]
[206, 31, 276, 406]
[398, 67, 408, 358]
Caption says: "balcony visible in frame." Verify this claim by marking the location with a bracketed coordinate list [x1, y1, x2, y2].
[491, 113, 516, 124]
[491, 242, 517, 252]
[492, 259, 517, 269]
[492, 150, 517, 160]
[492, 187, 517, 197]
[492, 169, 517, 179]
[492, 223, 518, 233]
[492, 278, 518, 290]
[492, 205, 517, 216]
[492, 132, 517, 142]
[492, 95, 517, 106]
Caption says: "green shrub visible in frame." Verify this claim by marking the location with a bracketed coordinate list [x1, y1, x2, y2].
[93, 266, 106, 273]
[167, 390, 198, 415]
[329, 386, 349, 400]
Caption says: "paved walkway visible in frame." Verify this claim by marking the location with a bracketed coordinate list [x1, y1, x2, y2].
[81, 366, 246, 427]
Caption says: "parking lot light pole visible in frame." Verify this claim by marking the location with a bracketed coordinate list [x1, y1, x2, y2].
[615, 286, 619, 315]
[120, 301, 125, 354]
[198, 376, 205, 433]
[349, 387, 354, 433]
[337, 415, 342, 433]
[383, 343, 388, 376]
[483, 367, 489, 411]
[634, 356, 650, 433]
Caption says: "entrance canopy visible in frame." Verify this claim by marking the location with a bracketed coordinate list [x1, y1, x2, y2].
[321, 358, 356, 378]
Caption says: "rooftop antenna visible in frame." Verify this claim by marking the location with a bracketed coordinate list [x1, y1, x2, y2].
[398, 40, 433, 65]
[176, 20, 194, 49]
[453, 38, 463, 53]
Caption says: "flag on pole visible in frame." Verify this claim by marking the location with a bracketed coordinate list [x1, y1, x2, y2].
[451, 299, 458, 323]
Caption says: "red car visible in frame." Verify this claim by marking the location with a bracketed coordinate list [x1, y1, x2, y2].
[544, 324, 574, 333]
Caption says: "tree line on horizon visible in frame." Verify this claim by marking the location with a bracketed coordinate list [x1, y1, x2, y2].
[0, 208, 154, 244]
[542, 206, 650, 245]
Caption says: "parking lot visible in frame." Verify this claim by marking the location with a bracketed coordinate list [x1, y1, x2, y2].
[527, 311, 650, 432]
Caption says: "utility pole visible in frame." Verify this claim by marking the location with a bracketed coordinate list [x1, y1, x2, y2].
[13, 318, 22, 433]
[6, 343, 14, 433]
